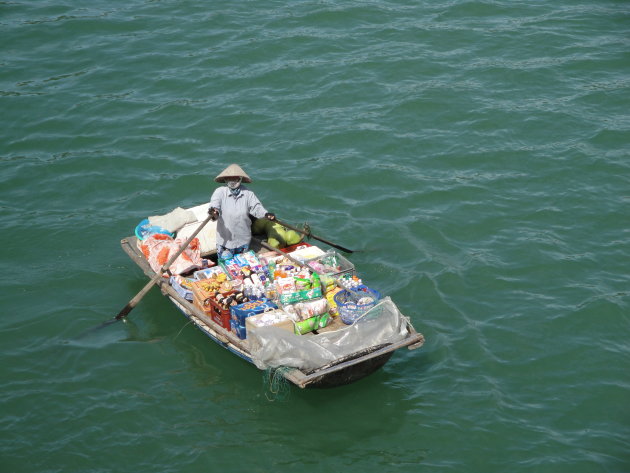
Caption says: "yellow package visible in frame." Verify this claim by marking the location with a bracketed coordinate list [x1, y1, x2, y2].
[326, 286, 343, 316]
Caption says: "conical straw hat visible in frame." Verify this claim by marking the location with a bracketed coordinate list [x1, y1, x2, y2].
[214, 163, 252, 183]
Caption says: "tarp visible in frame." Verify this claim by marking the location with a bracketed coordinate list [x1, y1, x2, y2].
[247, 297, 409, 371]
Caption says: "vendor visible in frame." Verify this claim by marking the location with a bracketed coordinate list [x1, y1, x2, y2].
[208, 164, 275, 260]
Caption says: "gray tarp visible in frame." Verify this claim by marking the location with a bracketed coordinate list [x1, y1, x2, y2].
[247, 297, 409, 371]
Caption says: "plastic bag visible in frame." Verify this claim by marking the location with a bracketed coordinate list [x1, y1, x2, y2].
[247, 297, 409, 371]
[138, 233, 202, 275]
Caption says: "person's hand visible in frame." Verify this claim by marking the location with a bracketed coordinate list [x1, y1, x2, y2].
[265, 212, 276, 221]
[208, 207, 220, 221]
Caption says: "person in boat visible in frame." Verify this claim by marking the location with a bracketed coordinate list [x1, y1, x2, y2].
[208, 163, 275, 260]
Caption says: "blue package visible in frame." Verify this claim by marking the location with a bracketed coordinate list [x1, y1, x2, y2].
[229, 320, 247, 340]
[230, 298, 278, 325]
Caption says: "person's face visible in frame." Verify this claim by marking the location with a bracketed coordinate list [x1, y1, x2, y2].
[226, 177, 242, 189]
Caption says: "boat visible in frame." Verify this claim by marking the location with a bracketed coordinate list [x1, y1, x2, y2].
[120, 207, 425, 389]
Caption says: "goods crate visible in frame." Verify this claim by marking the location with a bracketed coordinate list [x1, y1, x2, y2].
[192, 291, 233, 331]
[304, 251, 355, 279]
[169, 276, 194, 302]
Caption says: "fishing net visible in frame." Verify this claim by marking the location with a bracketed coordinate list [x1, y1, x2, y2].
[263, 367, 292, 401]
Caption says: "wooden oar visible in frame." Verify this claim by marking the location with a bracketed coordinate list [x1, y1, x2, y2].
[259, 240, 307, 268]
[77, 215, 213, 336]
[115, 214, 213, 320]
[274, 219, 354, 254]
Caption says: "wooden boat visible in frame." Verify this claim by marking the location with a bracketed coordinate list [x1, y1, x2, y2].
[120, 228, 424, 389]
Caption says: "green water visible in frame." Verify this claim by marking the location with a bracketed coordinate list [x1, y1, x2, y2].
[1, 1, 629, 472]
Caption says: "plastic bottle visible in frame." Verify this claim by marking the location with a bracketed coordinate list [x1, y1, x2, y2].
[267, 261, 276, 281]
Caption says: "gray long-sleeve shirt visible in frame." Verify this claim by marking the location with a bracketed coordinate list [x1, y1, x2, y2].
[209, 185, 268, 248]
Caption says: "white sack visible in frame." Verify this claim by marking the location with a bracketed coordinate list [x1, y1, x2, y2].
[148, 207, 197, 233]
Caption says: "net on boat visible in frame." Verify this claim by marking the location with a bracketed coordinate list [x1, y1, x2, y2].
[263, 367, 292, 401]
[247, 297, 409, 372]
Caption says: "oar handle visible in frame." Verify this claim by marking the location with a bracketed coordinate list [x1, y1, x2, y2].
[116, 214, 213, 320]
[274, 218, 354, 254]
[259, 240, 306, 269]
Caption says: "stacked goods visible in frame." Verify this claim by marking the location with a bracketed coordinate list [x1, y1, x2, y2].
[193, 266, 225, 281]
[220, 258, 243, 280]
[219, 250, 269, 286]
[305, 251, 354, 279]
[283, 297, 331, 334]
[192, 270, 232, 297]
[172, 242, 382, 336]
[245, 309, 295, 334]
[190, 271, 235, 330]
[337, 273, 363, 290]
[169, 275, 196, 301]
[229, 298, 278, 339]
[189, 264, 273, 330]
[272, 262, 323, 305]
[234, 251, 265, 273]
[333, 286, 381, 325]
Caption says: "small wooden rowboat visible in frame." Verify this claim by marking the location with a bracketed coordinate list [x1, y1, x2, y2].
[120, 234, 424, 389]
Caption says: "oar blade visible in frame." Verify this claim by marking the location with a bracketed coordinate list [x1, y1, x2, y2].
[274, 218, 355, 254]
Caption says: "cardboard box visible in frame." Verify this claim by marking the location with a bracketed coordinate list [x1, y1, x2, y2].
[245, 309, 295, 335]
[230, 299, 278, 325]
[170, 276, 195, 302]
[230, 320, 247, 340]
[286, 245, 325, 262]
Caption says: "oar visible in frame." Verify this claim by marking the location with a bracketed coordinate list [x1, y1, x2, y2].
[77, 215, 213, 337]
[259, 240, 307, 268]
[114, 214, 213, 321]
[274, 218, 354, 254]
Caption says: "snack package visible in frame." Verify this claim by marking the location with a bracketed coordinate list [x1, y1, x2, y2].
[193, 266, 227, 281]
[220, 257, 243, 280]
[284, 298, 328, 322]
[294, 277, 312, 291]
[278, 286, 323, 305]
[169, 275, 196, 301]
[326, 286, 343, 316]
[275, 277, 296, 294]
[236, 250, 264, 272]
[293, 313, 331, 335]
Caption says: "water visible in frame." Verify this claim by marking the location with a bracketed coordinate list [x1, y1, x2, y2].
[1, 1, 629, 471]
